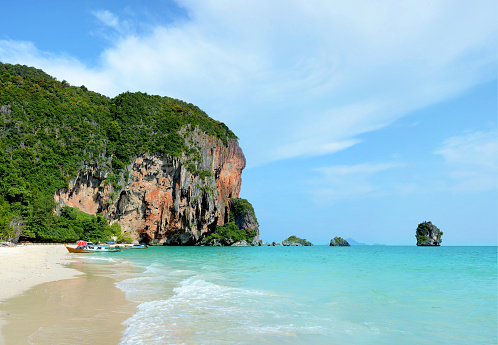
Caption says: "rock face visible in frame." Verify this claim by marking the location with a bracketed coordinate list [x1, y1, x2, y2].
[330, 237, 350, 246]
[281, 236, 313, 246]
[200, 198, 260, 246]
[415, 221, 442, 246]
[229, 198, 259, 234]
[55, 129, 255, 245]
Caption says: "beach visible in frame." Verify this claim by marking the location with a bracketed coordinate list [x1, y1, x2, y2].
[0, 244, 135, 344]
[0, 245, 81, 302]
[0, 245, 496, 344]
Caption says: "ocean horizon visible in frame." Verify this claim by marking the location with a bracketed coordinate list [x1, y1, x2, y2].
[80, 245, 496, 344]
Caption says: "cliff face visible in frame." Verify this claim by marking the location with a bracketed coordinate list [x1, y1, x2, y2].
[416, 221, 442, 246]
[54, 129, 251, 245]
[330, 237, 350, 246]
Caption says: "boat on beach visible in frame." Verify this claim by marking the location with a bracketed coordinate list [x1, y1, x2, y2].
[64, 243, 122, 253]
[123, 244, 148, 249]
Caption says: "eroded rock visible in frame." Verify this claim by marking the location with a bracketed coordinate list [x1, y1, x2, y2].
[55, 130, 251, 245]
[330, 237, 350, 246]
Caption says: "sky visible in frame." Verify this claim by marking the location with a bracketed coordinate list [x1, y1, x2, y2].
[0, 0, 496, 245]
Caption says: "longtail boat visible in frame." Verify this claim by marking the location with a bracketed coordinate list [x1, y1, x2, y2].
[64, 244, 121, 253]
[123, 244, 148, 249]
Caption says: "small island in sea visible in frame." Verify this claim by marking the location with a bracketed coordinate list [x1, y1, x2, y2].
[330, 237, 351, 246]
[281, 236, 313, 246]
[415, 221, 443, 246]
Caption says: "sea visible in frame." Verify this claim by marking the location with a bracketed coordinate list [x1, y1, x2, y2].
[85, 245, 497, 345]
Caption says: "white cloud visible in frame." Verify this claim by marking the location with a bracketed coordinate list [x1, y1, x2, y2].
[434, 130, 497, 192]
[310, 130, 497, 204]
[91, 10, 134, 38]
[310, 163, 405, 202]
[93, 10, 121, 30]
[0, 1, 495, 166]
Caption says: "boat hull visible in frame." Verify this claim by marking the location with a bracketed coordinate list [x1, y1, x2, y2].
[124, 246, 148, 249]
[65, 244, 121, 253]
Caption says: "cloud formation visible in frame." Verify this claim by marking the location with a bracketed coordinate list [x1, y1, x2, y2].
[0, 0, 495, 166]
[310, 163, 405, 202]
[434, 130, 497, 192]
[310, 128, 497, 204]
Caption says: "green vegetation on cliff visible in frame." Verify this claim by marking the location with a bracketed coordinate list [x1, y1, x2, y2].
[203, 222, 257, 245]
[0, 62, 238, 242]
[415, 221, 443, 246]
[282, 236, 312, 246]
[203, 198, 258, 245]
[330, 237, 350, 246]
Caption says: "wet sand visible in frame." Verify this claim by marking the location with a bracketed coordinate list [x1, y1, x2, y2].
[0, 249, 136, 345]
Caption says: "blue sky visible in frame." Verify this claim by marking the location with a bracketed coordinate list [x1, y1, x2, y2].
[1, 0, 496, 245]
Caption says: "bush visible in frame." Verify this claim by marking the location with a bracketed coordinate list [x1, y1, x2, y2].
[0, 63, 239, 242]
[204, 221, 256, 245]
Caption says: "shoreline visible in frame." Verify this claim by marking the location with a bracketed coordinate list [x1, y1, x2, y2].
[0, 244, 136, 344]
[0, 244, 83, 302]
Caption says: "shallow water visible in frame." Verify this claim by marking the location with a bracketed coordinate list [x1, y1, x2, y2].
[92, 246, 496, 344]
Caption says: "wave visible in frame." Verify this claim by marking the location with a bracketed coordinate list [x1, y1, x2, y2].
[118, 276, 311, 344]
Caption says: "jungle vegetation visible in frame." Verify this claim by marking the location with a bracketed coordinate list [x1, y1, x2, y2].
[415, 221, 443, 246]
[0, 62, 237, 243]
[203, 198, 258, 245]
[283, 236, 309, 244]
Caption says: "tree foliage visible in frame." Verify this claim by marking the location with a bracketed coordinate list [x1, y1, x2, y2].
[0, 62, 238, 242]
[415, 221, 443, 245]
[204, 221, 256, 245]
[204, 198, 258, 245]
[284, 236, 308, 243]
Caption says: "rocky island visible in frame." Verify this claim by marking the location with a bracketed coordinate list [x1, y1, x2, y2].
[0, 63, 258, 246]
[330, 237, 350, 246]
[415, 221, 442, 246]
[281, 236, 313, 246]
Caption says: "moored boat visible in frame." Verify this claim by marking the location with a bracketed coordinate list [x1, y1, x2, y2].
[64, 243, 122, 253]
[124, 244, 148, 249]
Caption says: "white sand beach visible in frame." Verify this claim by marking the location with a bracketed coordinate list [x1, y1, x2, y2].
[0, 244, 135, 344]
[0, 244, 82, 302]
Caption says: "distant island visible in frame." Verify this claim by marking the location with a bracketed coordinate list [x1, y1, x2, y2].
[282, 236, 313, 246]
[346, 238, 386, 246]
[416, 221, 443, 246]
[345, 238, 367, 245]
[330, 237, 350, 246]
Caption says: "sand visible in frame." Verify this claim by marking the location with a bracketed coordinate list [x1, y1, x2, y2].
[0, 244, 136, 344]
[0, 244, 82, 302]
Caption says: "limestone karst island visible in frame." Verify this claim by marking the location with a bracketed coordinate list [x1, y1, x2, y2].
[330, 237, 350, 246]
[0, 63, 259, 246]
[415, 221, 443, 246]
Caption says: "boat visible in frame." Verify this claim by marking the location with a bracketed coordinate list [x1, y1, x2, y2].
[64, 244, 122, 253]
[124, 244, 148, 249]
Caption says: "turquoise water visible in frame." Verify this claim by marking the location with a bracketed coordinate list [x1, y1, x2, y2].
[88, 246, 497, 344]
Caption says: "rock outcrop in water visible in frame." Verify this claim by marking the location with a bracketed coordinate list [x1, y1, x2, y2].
[55, 129, 258, 245]
[415, 221, 442, 246]
[281, 236, 313, 246]
[330, 237, 350, 246]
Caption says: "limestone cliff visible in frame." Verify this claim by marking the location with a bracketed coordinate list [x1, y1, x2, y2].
[415, 221, 442, 246]
[54, 129, 255, 245]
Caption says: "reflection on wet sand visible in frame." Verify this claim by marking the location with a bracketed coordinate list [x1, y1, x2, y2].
[1, 260, 137, 345]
